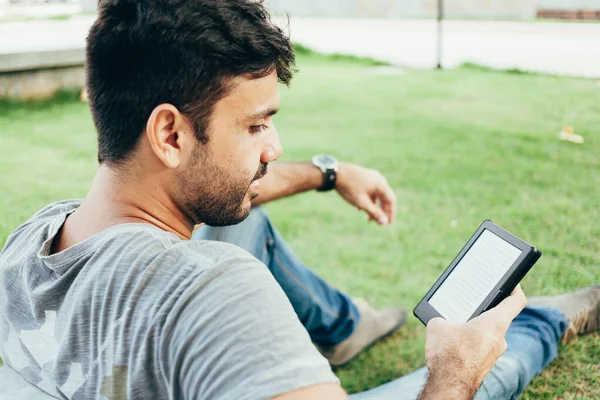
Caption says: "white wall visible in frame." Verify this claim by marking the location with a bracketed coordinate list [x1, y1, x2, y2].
[266, 0, 538, 19]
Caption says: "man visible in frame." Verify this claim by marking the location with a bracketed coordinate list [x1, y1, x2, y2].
[0, 0, 598, 399]
[192, 159, 407, 367]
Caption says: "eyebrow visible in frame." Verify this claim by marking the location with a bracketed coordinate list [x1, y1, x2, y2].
[245, 107, 279, 122]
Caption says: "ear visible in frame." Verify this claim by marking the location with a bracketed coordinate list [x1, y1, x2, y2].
[145, 104, 192, 169]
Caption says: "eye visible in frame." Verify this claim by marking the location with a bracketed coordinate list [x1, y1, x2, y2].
[249, 124, 268, 135]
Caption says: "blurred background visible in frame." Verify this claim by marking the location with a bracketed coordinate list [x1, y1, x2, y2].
[3, 0, 600, 19]
[1, 0, 600, 100]
[1, 1, 599, 399]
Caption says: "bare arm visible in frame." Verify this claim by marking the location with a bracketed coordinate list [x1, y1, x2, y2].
[273, 383, 348, 400]
[252, 162, 322, 206]
[418, 358, 479, 399]
[253, 162, 397, 226]
[418, 286, 528, 400]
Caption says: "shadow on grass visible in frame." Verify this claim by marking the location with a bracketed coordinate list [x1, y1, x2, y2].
[0, 89, 82, 116]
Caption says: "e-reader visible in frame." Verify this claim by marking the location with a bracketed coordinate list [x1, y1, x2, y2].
[413, 220, 541, 326]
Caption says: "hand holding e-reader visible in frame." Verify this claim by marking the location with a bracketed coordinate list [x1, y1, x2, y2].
[414, 220, 541, 325]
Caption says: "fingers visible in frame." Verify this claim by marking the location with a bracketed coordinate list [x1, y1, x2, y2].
[510, 284, 525, 297]
[340, 166, 396, 225]
[372, 173, 396, 224]
[379, 185, 396, 224]
[358, 195, 389, 225]
[365, 185, 395, 225]
[482, 285, 527, 330]
[426, 317, 448, 329]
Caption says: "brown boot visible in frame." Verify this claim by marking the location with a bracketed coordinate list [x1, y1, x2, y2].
[319, 299, 406, 367]
[528, 285, 600, 343]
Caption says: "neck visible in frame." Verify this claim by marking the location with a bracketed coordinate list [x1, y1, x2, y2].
[71, 164, 194, 241]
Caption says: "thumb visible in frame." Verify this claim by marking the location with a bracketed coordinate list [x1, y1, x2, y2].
[357, 195, 389, 225]
[483, 284, 527, 330]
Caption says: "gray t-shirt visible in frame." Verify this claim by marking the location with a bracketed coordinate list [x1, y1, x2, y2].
[0, 200, 338, 399]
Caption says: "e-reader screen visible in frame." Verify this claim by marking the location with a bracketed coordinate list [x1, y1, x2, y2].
[428, 229, 522, 324]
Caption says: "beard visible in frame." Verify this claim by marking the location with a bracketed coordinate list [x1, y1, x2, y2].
[177, 143, 267, 227]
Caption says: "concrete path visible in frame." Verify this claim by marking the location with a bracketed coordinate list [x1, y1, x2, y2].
[1, 16, 599, 78]
[285, 18, 600, 78]
[0, 16, 91, 54]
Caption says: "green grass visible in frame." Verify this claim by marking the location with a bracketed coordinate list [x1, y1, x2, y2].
[294, 43, 390, 66]
[1, 53, 600, 398]
[460, 62, 547, 76]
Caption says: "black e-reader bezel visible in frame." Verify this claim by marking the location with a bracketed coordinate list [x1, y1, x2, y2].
[413, 220, 541, 326]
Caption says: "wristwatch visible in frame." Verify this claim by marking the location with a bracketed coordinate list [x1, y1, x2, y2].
[312, 155, 339, 192]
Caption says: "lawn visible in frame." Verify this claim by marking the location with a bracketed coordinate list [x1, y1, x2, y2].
[1, 50, 599, 398]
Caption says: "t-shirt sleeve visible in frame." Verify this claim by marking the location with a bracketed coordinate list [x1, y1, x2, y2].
[163, 250, 340, 400]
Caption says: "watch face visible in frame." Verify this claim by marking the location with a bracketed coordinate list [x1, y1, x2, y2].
[314, 155, 337, 169]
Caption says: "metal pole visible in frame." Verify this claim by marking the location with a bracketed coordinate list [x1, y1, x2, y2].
[437, 0, 443, 69]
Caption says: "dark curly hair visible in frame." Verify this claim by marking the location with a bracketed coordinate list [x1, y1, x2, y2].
[86, 0, 295, 164]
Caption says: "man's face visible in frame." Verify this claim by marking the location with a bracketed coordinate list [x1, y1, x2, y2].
[177, 71, 282, 226]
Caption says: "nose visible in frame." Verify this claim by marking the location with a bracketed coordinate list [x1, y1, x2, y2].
[261, 126, 283, 163]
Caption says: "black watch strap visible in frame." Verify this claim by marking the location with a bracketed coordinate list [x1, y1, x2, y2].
[317, 169, 337, 192]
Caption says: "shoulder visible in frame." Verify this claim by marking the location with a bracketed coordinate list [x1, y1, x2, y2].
[161, 242, 339, 400]
[90, 228, 272, 310]
[3, 199, 80, 241]
[170, 238, 263, 270]
[1, 200, 81, 259]
[24, 199, 82, 226]
[159, 238, 275, 306]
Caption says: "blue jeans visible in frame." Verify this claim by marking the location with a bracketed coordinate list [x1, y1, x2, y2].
[193, 207, 568, 399]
